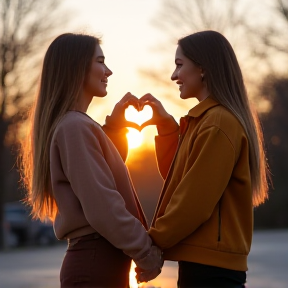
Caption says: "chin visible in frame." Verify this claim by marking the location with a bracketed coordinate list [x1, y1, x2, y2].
[180, 91, 195, 100]
[180, 93, 188, 100]
[95, 90, 108, 98]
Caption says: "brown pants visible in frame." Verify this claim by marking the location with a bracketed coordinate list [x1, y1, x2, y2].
[60, 233, 131, 288]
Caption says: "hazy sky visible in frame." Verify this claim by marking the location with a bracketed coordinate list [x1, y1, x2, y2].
[55, 0, 285, 148]
[60, 0, 172, 117]
[58, 0, 195, 147]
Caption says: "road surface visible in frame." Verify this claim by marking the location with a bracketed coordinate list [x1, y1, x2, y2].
[0, 229, 287, 288]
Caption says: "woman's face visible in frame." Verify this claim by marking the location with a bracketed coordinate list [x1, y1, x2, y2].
[83, 44, 112, 98]
[171, 45, 204, 101]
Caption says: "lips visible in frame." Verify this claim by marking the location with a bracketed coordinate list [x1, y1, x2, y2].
[176, 80, 183, 91]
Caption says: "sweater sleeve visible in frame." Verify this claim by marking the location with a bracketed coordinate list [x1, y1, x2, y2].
[155, 129, 179, 179]
[101, 124, 129, 162]
[56, 120, 151, 260]
[149, 126, 235, 249]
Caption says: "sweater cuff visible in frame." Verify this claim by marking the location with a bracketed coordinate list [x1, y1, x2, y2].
[155, 128, 179, 142]
[103, 115, 129, 134]
[133, 245, 164, 270]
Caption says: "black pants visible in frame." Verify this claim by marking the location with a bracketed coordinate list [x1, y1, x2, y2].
[177, 261, 246, 288]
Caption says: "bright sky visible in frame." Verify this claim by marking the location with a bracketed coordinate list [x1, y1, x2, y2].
[56, 0, 285, 149]
[58, 0, 197, 148]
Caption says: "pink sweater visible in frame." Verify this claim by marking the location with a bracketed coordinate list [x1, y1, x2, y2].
[50, 111, 151, 260]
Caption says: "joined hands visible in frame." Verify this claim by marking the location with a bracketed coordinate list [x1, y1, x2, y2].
[134, 245, 164, 284]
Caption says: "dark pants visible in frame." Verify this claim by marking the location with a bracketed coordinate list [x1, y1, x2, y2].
[177, 261, 246, 288]
[60, 233, 131, 288]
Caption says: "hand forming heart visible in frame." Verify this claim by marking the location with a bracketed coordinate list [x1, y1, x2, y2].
[107, 93, 178, 134]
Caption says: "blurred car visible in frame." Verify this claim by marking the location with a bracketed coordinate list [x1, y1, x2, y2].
[30, 218, 58, 246]
[4, 201, 58, 247]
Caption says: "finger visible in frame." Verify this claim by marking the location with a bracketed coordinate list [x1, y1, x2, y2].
[136, 272, 145, 284]
[139, 93, 157, 102]
[121, 98, 140, 111]
[128, 99, 140, 111]
[120, 92, 139, 104]
[124, 121, 141, 131]
[138, 268, 161, 283]
[135, 267, 144, 273]
[121, 92, 134, 101]
[140, 119, 156, 130]
[138, 101, 144, 111]
[139, 98, 161, 112]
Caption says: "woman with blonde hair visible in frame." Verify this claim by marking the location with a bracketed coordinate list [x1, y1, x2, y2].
[21, 33, 162, 287]
[137, 30, 270, 287]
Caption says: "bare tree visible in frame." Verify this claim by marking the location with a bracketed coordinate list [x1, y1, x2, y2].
[139, 0, 253, 111]
[151, 0, 247, 44]
[256, 0, 288, 54]
[255, 76, 288, 228]
[140, 0, 287, 109]
[0, 0, 71, 249]
[242, 0, 288, 81]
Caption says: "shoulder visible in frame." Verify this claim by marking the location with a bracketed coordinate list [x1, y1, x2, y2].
[52, 111, 104, 145]
[198, 105, 248, 151]
[57, 111, 97, 129]
[55, 111, 102, 135]
[202, 105, 244, 133]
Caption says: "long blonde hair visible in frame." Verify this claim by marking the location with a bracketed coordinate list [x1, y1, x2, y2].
[179, 31, 270, 206]
[21, 33, 100, 220]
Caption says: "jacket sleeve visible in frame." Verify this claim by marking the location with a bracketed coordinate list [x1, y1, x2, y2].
[56, 120, 151, 260]
[155, 129, 179, 179]
[149, 126, 235, 249]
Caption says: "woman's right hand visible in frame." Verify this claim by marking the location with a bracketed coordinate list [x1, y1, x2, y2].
[105, 92, 141, 131]
[139, 93, 179, 135]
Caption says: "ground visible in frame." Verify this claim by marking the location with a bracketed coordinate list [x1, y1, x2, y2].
[0, 230, 287, 288]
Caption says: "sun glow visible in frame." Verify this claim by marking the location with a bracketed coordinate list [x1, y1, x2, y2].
[129, 261, 145, 288]
[125, 105, 153, 149]
[126, 128, 143, 149]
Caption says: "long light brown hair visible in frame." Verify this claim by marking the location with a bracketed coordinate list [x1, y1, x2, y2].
[178, 30, 270, 206]
[21, 33, 100, 220]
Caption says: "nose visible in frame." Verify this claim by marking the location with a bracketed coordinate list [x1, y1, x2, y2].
[171, 69, 178, 81]
[105, 66, 113, 77]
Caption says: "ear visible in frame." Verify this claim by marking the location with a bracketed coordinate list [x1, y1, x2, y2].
[200, 67, 205, 82]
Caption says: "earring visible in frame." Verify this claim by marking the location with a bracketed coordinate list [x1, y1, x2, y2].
[201, 73, 204, 82]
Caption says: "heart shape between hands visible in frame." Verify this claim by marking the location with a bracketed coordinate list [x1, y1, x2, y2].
[125, 105, 153, 128]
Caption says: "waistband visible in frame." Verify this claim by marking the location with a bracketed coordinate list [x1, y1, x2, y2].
[68, 232, 101, 247]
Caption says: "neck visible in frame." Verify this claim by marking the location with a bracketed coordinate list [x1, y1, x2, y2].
[197, 87, 210, 102]
[72, 93, 92, 113]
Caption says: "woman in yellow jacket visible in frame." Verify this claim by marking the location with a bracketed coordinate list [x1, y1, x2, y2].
[138, 31, 270, 287]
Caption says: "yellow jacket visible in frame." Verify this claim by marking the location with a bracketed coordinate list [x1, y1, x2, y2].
[149, 97, 253, 271]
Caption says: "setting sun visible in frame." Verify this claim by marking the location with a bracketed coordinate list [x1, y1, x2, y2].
[126, 128, 143, 149]
[129, 261, 145, 288]
[125, 105, 153, 149]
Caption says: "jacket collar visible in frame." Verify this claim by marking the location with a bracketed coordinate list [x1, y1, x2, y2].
[187, 97, 219, 118]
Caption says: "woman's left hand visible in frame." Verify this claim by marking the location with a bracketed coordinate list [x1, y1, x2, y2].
[105, 92, 141, 130]
[135, 266, 162, 284]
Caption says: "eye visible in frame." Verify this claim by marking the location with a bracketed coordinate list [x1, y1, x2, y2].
[176, 63, 182, 68]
